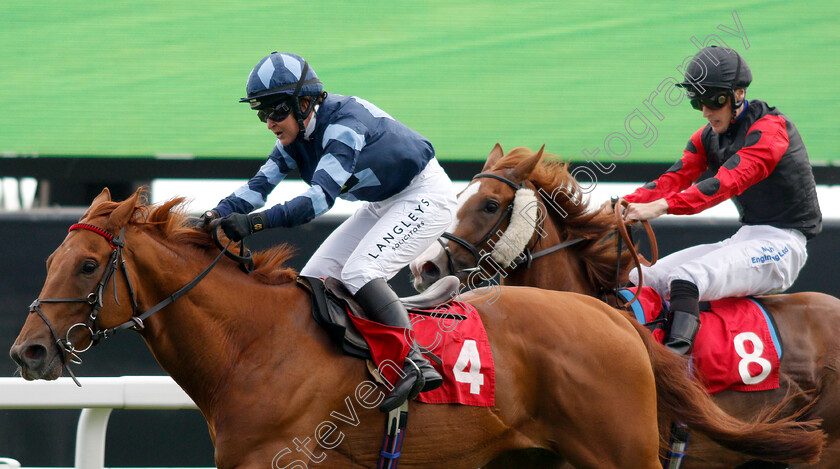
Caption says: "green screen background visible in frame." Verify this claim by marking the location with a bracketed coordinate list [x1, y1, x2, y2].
[1, 1, 837, 163]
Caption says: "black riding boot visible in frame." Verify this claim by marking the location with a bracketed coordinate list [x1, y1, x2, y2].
[354, 278, 443, 412]
[664, 280, 701, 355]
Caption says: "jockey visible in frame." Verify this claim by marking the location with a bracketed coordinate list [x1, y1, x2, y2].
[202, 52, 458, 411]
[621, 46, 821, 355]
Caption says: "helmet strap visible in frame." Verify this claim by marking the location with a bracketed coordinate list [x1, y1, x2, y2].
[292, 92, 327, 139]
[290, 62, 317, 136]
[729, 53, 743, 124]
[729, 89, 746, 124]
[729, 90, 738, 124]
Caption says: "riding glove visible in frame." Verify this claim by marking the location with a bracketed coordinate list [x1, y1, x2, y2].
[219, 212, 267, 241]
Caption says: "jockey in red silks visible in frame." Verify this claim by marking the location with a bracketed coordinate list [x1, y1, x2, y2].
[201, 52, 457, 411]
[621, 46, 821, 355]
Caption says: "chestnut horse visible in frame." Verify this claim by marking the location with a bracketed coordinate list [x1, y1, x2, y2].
[410, 144, 840, 468]
[8, 189, 828, 468]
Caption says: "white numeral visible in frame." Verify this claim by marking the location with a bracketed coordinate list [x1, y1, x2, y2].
[453, 340, 484, 394]
[734, 332, 772, 385]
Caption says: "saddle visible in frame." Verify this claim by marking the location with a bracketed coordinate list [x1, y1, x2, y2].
[618, 286, 783, 394]
[296, 275, 462, 360]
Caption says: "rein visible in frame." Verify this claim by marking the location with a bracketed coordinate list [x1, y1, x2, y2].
[29, 222, 234, 386]
[439, 172, 584, 278]
[612, 198, 659, 308]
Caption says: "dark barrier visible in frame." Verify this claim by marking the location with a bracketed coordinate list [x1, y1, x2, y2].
[1, 212, 838, 465]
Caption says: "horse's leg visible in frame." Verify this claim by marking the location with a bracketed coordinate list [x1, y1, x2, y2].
[680, 382, 811, 468]
[762, 294, 840, 468]
[543, 416, 660, 469]
[470, 291, 662, 469]
[536, 335, 661, 468]
[791, 356, 840, 468]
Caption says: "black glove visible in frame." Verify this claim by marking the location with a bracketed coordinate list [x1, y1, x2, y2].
[200, 209, 221, 229]
[219, 212, 267, 241]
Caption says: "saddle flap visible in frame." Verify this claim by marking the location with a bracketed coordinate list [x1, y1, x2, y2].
[297, 276, 370, 359]
[399, 275, 460, 309]
[323, 277, 368, 320]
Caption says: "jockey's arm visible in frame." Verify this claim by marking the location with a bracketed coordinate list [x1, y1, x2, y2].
[214, 145, 295, 216]
[623, 129, 708, 205]
[663, 118, 788, 215]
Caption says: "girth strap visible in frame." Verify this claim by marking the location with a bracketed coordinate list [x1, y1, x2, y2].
[378, 402, 409, 469]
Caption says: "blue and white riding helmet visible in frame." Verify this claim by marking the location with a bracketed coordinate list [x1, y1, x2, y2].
[240, 52, 324, 130]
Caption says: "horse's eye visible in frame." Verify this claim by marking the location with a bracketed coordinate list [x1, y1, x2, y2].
[484, 202, 499, 214]
[80, 261, 97, 274]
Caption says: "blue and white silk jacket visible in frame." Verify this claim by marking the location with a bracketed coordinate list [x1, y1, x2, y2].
[214, 94, 435, 228]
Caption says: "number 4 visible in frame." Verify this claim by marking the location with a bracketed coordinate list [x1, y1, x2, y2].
[453, 340, 484, 394]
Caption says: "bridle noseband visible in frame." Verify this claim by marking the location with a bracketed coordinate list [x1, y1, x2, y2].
[28, 222, 232, 386]
[439, 173, 584, 278]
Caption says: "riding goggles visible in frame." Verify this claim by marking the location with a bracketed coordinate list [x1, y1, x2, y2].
[689, 91, 729, 111]
[257, 100, 293, 123]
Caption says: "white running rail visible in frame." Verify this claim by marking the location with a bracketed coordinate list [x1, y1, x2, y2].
[0, 376, 210, 469]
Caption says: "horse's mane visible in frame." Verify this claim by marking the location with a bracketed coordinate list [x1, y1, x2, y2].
[85, 195, 298, 285]
[492, 148, 633, 290]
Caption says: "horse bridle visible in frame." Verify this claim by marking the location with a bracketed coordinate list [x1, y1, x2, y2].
[439, 173, 585, 278]
[28, 222, 235, 386]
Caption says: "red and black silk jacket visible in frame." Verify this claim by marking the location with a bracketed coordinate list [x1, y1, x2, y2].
[624, 99, 822, 239]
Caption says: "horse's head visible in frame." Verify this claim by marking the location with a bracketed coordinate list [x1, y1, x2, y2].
[410, 144, 546, 291]
[10, 188, 142, 381]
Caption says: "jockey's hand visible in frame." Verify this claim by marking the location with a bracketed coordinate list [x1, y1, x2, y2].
[219, 212, 267, 241]
[200, 209, 220, 230]
[623, 199, 669, 223]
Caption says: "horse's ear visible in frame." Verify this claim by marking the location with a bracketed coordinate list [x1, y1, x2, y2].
[481, 143, 505, 172]
[510, 144, 545, 182]
[79, 188, 113, 221]
[92, 187, 112, 205]
[105, 190, 141, 232]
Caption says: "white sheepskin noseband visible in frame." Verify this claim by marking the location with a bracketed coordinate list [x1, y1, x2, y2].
[490, 188, 539, 266]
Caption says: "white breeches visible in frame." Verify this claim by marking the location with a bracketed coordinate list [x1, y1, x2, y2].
[300, 158, 457, 294]
[629, 224, 808, 301]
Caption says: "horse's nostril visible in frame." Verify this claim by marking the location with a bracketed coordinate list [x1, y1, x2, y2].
[422, 261, 440, 278]
[23, 344, 47, 362]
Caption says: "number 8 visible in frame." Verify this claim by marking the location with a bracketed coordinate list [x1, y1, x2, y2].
[734, 332, 772, 385]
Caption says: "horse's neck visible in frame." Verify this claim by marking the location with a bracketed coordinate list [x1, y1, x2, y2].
[127, 240, 314, 413]
[504, 250, 597, 294]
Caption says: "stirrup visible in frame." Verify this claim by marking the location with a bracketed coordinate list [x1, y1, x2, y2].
[404, 358, 427, 400]
[380, 359, 425, 413]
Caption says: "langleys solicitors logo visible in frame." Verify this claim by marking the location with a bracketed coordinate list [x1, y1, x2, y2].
[367, 199, 430, 259]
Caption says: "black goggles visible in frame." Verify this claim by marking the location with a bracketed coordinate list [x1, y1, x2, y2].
[690, 91, 729, 111]
[257, 100, 293, 123]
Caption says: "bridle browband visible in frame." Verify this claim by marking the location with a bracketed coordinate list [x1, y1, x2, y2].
[439, 173, 585, 278]
[29, 222, 233, 386]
